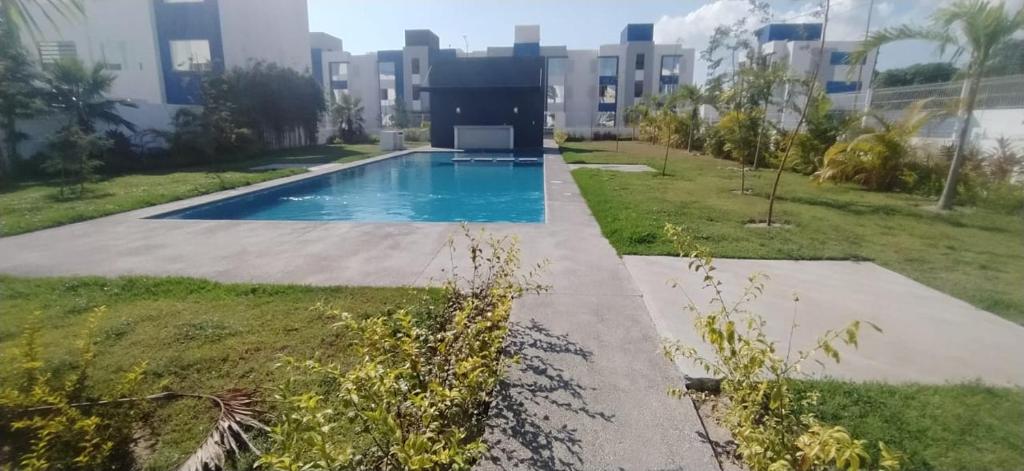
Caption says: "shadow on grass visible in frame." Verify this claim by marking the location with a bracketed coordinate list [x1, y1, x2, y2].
[482, 319, 611, 470]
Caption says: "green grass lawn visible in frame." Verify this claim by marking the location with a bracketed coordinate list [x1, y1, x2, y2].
[0, 275, 437, 470]
[0, 143, 421, 237]
[563, 140, 1024, 324]
[794, 380, 1024, 470]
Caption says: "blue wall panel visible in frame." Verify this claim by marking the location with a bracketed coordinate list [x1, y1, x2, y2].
[825, 81, 861, 93]
[620, 24, 654, 43]
[153, 0, 225, 105]
[513, 43, 541, 57]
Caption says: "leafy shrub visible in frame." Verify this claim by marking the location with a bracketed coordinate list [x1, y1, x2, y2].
[716, 110, 767, 165]
[0, 308, 148, 470]
[1, 308, 269, 470]
[817, 100, 936, 191]
[662, 225, 903, 471]
[704, 125, 728, 160]
[39, 126, 109, 198]
[402, 127, 430, 142]
[553, 129, 569, 145]
[259, 229, 546, 470]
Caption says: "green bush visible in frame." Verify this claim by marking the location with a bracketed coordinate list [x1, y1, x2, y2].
[0, 308, 149, 470]
[402, 127, 430, 142]
[554, 129, 569, 145]
[259, 229, 546, 470]
[662, 225, 903, 471]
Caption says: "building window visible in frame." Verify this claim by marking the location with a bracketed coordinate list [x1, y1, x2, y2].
[596, 111, 616, 128]
[329, 62, 348, 82]
[661, 55, 681, 77]
[412, 85, 422, 101]
[164, 0, 204, 3]
[634, 80, 643, 98]
[546, 57, 567, 107]
[380, 88, 390, 101]
[378, 61, 396, 80]
[635, 53, 645, 70]
[659, 55, 682, 95]
[599, 84, 617, 104]
[598, 56, 618, 78]
[411, 58, 420, 75]
[332, 89, 348, 103]
[169, 39, 212, 72]
[37, 41, 77, 66]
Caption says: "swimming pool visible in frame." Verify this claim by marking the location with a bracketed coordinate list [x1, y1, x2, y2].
[156, 151, 545, 223]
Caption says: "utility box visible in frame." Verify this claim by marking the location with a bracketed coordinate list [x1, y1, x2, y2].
[380, 131, 405, 151]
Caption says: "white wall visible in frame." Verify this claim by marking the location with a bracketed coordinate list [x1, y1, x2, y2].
[218, 0, 312, 72]
[17, 0, 166, 104]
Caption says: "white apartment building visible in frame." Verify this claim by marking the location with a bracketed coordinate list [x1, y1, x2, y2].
[754, 23, 878, 127]
[311, 24, 696, 137]
[13, 0, 311, 153]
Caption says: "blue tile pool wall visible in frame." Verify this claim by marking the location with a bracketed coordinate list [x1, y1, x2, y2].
[157, 152, 545, 223]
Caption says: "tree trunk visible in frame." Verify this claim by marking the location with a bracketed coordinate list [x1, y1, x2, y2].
[937, 71, 982, 211]
[767, 0, 830, 226]
[752, 99, 771, 170]
[662, 143, 670, 176]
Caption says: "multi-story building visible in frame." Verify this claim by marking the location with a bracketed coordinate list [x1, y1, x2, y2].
[17, 0, 311, 106]
[310, 23, 696, 137]
[13, 0, 311, 154]
[754, 23, 878, 125]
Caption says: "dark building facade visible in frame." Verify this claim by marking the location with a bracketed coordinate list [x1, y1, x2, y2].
[426, 56, 545, 149]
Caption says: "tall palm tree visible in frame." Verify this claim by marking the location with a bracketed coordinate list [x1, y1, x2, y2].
[1, 0, 83, 39]
[330, 93, 365, 143]
[849, 0, 1024, 210]
[45, 58, 136, 133]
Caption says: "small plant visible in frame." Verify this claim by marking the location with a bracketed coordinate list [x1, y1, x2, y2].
[661, 224, 903, 471]
[259, 228, 546, 470]
[40, 125, 109, 198]
[554, 129, 569, 145]
[0, 308, 269, 470]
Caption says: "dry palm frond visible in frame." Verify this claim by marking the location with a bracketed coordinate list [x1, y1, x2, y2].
[177, 389, 268, 471]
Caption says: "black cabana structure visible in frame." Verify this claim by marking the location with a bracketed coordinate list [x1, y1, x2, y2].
[426, 56, 545, 150]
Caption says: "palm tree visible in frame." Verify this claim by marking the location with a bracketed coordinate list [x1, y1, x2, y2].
[1, 0, 83, 39]
[45, 58, 136, 133]
[816, 99, 938, 191]
[850, 0, 1024, 210]
[330, 93, 365, 143]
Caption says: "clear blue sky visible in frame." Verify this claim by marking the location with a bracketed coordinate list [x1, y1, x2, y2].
[306, 0, 966, 80]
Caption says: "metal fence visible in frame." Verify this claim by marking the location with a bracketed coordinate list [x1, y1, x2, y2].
[830, 74, 1024, 112]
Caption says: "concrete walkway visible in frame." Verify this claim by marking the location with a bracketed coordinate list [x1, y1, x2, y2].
[625, 256, 1024, 387]
[0, 142, 721, 470]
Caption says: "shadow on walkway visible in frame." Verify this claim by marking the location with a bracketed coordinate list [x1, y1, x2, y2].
[481, 319, 614, 470]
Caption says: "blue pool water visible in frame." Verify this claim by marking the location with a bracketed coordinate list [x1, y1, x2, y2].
[157, 151, 545, 223]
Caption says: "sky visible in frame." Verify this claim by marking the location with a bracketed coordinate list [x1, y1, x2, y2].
[307, 0, 1024, 83]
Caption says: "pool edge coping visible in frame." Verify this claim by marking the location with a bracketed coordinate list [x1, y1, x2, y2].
[128, 146, 434, 220]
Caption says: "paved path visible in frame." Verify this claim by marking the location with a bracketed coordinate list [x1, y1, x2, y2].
[625, 256, 1024, 387]
[0, 143, 721, 470]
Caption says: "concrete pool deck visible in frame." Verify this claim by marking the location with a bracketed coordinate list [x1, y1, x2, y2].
[0, 142, 721, 470]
